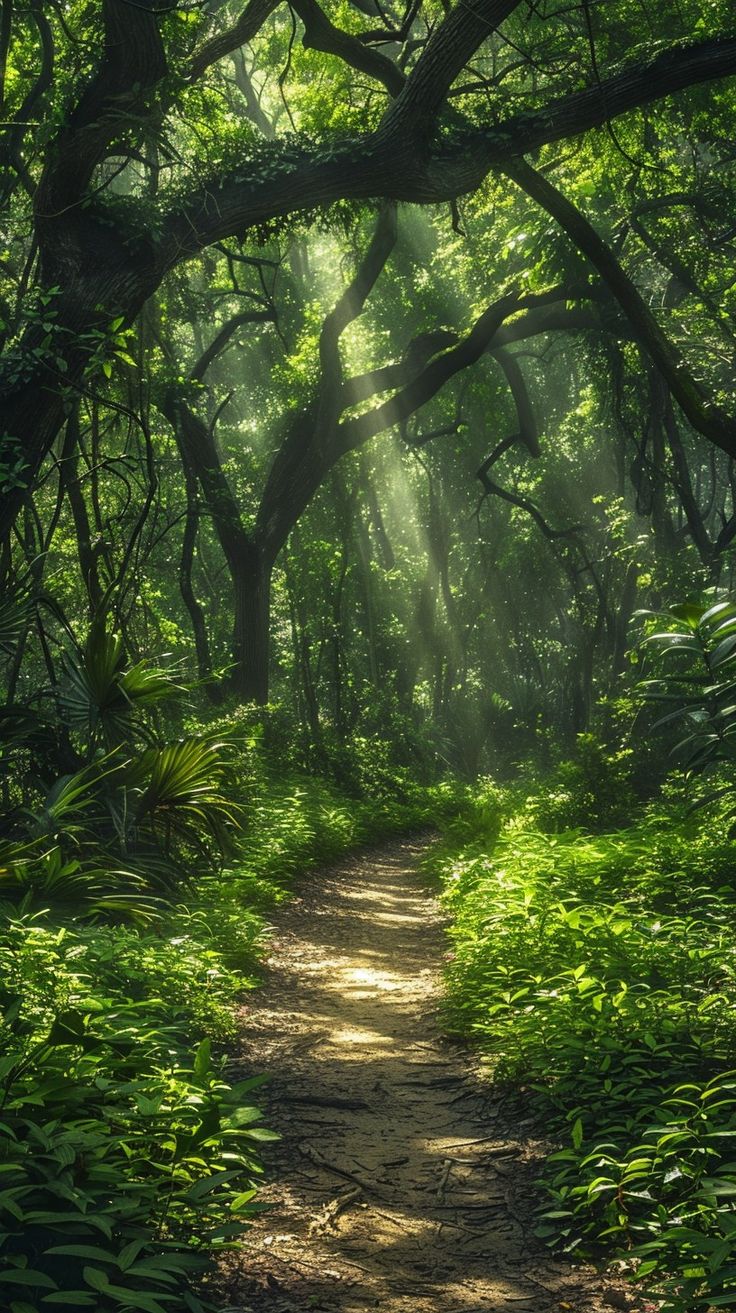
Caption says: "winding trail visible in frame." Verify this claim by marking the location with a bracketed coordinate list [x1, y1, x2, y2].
[220, 837, 632, 1313]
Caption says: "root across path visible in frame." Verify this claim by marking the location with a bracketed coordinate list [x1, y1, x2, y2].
[219, 837, 632, 1313]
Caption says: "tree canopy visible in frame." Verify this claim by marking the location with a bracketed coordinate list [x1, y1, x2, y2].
[2, 0, 736, 728]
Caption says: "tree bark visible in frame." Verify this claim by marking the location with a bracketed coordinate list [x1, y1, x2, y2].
[160, 390, 277, 701]
[232, 544, 272, 704]
[179, 465, 217, 689]
[59, 407, 103, 614]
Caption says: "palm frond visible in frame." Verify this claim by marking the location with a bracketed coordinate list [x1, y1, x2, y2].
[126, 738, 241, 860]
[59, 618, 187, 749]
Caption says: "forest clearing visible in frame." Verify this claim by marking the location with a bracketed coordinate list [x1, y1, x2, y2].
[3, 0, 736, 1310]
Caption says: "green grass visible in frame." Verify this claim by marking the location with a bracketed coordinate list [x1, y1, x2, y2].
[427, 782, 736, 1311]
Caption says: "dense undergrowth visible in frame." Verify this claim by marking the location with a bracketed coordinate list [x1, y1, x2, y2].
[429, 764, 736, 1311]
[0, 647, 451, 1313]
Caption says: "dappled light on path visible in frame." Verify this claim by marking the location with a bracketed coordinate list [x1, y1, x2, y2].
[217, 839, 630, 1313]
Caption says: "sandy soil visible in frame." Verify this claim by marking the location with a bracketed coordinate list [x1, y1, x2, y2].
[217, 836, 639, 1313]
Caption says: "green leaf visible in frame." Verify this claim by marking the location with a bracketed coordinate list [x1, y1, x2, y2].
[42, 1296, 97, 1307]
[46, 1010, 87, 1046]
[103, 1288, 169, 1313]
[82, 1267, 111, 1293]
[194, 1038, 211, 1077]
[44, 1246, 115, 1264]
[0, 1272, 59, 1290]
[117, 1241, 145, 1271]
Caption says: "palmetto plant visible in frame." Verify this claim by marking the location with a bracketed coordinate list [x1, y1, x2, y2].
[121, 738, 241, 864]
[638, 598, 736, 782]
[59, 617, 186, 751]
[0, 579, 33, 654]
[0, 616, 241, 909]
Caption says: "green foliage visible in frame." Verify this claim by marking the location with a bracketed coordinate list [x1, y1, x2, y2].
[428, 787, 736, 1311]
[436, 776, 508, 849]
[0, 910, 272, 1313]
[127, 738, 241, 859]
[0, 660, 449, 1312]
[0, 612, 246, 909]
[639, 599, 736, 804]
[59, 619, 185, 750]
[525, 733, 637, 833]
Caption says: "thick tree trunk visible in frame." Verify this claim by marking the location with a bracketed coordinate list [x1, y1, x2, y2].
[161, 392, 274, 700]
[232, 545, 272, 704]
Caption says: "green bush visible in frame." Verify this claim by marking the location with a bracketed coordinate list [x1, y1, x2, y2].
[431, 777, 508, 850]
[428, 793, 736, 1311]
[527, 733, 636, 832]
[0, 910, 274, 1313]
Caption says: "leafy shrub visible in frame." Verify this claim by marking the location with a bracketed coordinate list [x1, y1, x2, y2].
[0, 910, 275, 1312]
[638, 598, 736, 819]
[429, 794, 736, 1311]
[527, 733, 636, 832]
[431, 777, 507, 850]
[0, 615, 250, 917]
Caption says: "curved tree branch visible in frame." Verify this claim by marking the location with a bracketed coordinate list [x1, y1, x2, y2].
[189, 0, 281, 81]
[160, 35, 736, 263]
[377, 0, 523, 143]
[476, 472, 580, 541]
[490, 346, 539, 456]
[191, 309, 275, 382]
[291, 0, 406, 96]
[503, 155, 736, 459]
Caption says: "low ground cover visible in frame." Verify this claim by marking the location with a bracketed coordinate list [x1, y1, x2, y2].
[0, 724, 449, 1313]
[429, 780, 736, 1311]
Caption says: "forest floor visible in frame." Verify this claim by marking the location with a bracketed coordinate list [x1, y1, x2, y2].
[217, 837, 640, 1313]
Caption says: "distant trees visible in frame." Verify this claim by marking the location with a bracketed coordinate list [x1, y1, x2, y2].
[2, 0, 736, 755]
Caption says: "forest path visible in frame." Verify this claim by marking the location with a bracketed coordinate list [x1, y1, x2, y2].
[218, 836, 630, 1313]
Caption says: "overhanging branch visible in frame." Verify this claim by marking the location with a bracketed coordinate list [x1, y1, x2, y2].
[160, 35, 736, 262]
[503, 156, 736, 459]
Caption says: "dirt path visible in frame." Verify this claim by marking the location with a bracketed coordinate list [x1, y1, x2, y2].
[219, 837, 631, 1313]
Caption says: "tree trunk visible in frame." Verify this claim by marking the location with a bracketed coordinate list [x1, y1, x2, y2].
[232, 544, 272, 704]
[161, 392, 273, 700]
[179, 466, 217, 692]
[59, 407, 104, 615]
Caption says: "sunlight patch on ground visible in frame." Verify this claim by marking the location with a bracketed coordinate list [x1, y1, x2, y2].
[327, 1024, 397, 1047]
[339, 885, 415, 905]
[372, 909, 425, 926]
[338, 964, 408, 992]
